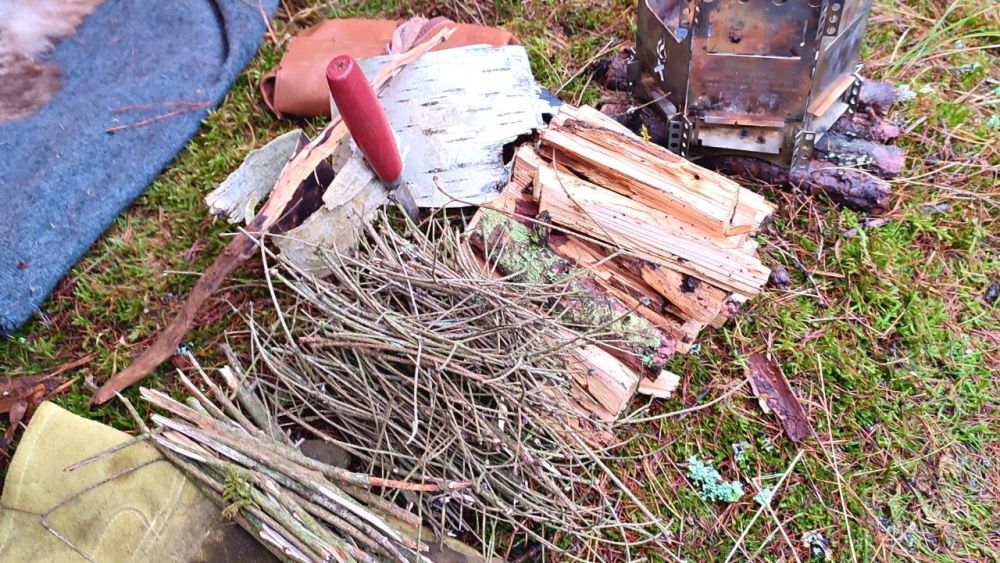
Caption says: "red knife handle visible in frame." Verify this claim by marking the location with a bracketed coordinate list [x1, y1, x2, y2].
[325, 54, 403, 184]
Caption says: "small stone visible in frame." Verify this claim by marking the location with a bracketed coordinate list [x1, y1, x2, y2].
[768, 267, 791, 289]
[984, 281, 999, 304]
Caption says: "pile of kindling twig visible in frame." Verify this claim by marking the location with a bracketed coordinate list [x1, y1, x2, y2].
[139, 358, 467, 563]
[229, 211, 670, 559]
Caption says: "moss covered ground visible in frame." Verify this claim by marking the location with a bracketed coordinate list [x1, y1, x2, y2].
[2, 1, 998, 560]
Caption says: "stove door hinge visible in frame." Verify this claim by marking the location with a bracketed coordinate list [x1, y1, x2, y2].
[791, 130, 817, 174]
[666, 116, 692, 157]
[820, 0, 845, 37]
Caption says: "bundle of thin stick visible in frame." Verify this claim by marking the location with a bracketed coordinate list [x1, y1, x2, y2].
[185, 211, 672, 560]
[138, 363, 465, 563]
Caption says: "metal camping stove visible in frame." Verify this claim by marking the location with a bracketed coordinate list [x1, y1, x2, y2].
[634, 0, 873, 171]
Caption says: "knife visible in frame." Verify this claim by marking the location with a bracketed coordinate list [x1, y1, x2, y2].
[325, 54, 419, 220]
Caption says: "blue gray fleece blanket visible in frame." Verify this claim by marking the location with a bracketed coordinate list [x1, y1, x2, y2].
[0, 0, 278, 335]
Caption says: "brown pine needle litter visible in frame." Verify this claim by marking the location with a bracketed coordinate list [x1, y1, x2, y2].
[140, 211, 674, 561]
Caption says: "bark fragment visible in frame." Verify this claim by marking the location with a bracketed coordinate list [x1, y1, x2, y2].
[746, 354, 814, 443]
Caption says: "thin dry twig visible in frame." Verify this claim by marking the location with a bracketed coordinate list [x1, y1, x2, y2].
[235, 210, 670, 560]
[723, 450, 805, 563]
[105, 102, 211, 133]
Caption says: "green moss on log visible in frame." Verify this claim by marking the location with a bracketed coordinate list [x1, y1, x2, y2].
[472, 210, 672, 370]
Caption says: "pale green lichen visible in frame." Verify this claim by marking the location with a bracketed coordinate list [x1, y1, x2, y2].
[753, 487, 773, 506]
[801, 531, 832, 560]
[687, 455, 744, 503]
[475, 209, 663, 358]
[896, 83, 917, 102]
[505, 220, 534, 245]
[956, 61, 981, 76]
[222, 467, 257, 520]
[641, 353, 654, 368]
[476, 210, 561, 284]
[620, 314, 662, 350]
[732, 441, 751, 463]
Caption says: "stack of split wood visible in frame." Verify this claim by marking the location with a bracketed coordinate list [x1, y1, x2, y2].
[468, 105, 774, 422]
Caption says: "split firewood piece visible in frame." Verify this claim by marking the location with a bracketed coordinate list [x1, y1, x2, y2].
[468, 209, 677, 374]
[548, 235, 665, 308]
[629, 261, 730, 325]
[548, 231, 736, 333]
[535, 164, 771, 296]
[540, 105, 773, 236]
[637, 370, 681, 399]
[547, 234, 700, 349]
[550, 106, 774, 230]
[511, 145, 542, 197]
[607, 290, 700, 353]
[568, 344, 641, 418]
[90, 28, 455, 406]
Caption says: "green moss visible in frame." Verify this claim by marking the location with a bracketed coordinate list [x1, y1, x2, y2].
[222, 467, 257, 520]
[3, 1, 999, 560]
[477, 210, 663, 354]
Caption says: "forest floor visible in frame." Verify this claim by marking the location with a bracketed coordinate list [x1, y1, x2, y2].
[1, 0, 997, 561]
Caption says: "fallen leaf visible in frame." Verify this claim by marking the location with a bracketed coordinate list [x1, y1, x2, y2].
[746, 353, 814, 443]
[3, 400, 27, 449]
[0, 372, 73, 455]
[0, 375, 65, 413]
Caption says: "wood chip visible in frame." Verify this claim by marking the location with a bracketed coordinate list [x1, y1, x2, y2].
[638, 370, 681, 399]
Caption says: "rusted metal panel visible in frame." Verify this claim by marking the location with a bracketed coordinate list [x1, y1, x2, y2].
[701, 1, 812, 56]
